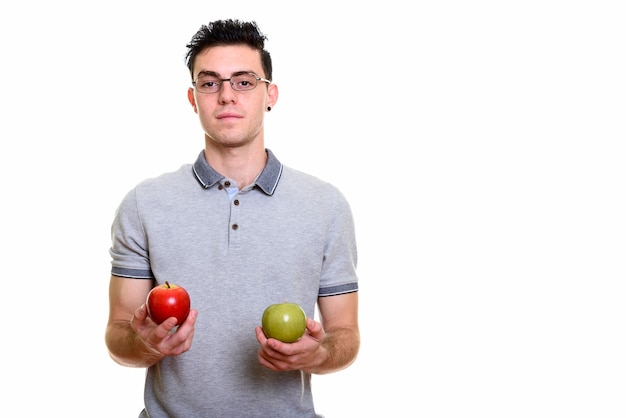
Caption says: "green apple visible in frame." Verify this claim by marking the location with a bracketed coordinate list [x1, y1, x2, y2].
[262, 302, 307, 343]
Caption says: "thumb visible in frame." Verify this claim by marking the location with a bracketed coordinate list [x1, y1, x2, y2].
[306, 318, 324, 340]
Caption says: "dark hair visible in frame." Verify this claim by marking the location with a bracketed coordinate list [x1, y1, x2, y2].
[185, 19, 272, 81]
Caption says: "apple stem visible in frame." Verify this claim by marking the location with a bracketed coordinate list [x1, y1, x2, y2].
[165, 281, 170, 288]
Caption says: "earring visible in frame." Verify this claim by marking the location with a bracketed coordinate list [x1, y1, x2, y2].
[267, 106, 272, 111]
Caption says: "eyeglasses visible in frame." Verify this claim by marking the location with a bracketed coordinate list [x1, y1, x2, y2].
[192, 72, 271, 94]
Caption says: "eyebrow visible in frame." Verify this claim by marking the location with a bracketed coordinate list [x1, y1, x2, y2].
[195, 70, 256, 79]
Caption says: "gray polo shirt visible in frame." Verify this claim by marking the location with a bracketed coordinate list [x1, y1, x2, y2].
[110, 148, 358, 418]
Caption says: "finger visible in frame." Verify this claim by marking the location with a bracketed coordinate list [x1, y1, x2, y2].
[154, 317, 179, 339]
[181, 309, 198, 328]
[130, 304, 148, 331]
[305, 318, 324, 340]
[255, 326, 268, 344]
[257, 350, 280, 371]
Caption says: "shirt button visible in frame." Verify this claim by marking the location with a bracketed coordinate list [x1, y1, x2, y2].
[233, 199, 240, 206]
[224, 181, 231, 187]
[218, 185, 223, 190]
[232, 224, 239, 230]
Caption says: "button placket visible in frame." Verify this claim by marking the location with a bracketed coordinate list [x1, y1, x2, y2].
[230, 192, 240, 233]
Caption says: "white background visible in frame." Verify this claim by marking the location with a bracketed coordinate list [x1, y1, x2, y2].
[1, 1, 625, 417]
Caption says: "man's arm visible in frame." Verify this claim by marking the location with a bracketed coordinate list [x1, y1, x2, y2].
[105, 276, 197, 368]
[255, 292, 360, 374]
[307, 291, 360, 374]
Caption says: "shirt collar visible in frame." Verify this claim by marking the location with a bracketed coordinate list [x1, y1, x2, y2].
[192, 148, 283, 196]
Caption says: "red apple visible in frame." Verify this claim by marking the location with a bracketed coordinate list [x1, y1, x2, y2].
[261, 302, 307, 343]
[146, 281, 190, 325]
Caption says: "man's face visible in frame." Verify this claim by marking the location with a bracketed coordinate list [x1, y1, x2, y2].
[188, 44, 276, 148]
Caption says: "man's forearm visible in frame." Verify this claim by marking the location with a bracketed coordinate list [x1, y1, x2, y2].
[105, 321, 163, 368]
[307, 327, 360, 375]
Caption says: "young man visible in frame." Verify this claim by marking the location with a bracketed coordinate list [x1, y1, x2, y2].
[105, 19, 360, 417]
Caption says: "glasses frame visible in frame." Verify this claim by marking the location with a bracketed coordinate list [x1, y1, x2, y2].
[192, 72, 271, 94]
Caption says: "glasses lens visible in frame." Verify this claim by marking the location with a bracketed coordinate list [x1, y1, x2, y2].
[195, 75, 221, 94]
[230, 74, 258, 91]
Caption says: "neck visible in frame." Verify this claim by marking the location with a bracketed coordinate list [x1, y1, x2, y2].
[204, 143, 267, 190]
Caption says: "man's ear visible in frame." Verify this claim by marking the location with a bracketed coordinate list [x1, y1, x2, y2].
[266, 83, 279, 110]
[187, 87, 198, 113]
